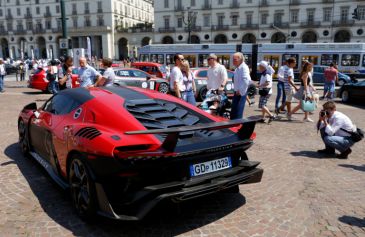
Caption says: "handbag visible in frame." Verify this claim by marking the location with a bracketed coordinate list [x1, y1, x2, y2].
[301, 97, 315, 112]
[259, 88, 270, 96]
[341, 127, 364, 142]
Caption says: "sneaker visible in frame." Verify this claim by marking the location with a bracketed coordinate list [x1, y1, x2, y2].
[336, 148, 352, 159]
[286, 114, 292, 121]
[303, 118, 314, 122]
[268, 115, 277, 123]
[317, 148, 336, 155]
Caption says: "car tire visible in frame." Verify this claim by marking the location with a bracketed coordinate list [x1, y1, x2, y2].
[18, 119, 30, 156]
[158, 82, 169, 94]
[68, 155, 98, 221]
[341, 90, 350, 103]
[198, 86, 207, 102]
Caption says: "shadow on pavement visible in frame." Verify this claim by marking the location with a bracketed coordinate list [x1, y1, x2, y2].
[22, 91, 46, 95]
[337, 101, 365, 110]
[338, 215, 365, 228]
[338, 164, 365, 172]
[290, 151, 335, 159]
[3, 143, 246, 236]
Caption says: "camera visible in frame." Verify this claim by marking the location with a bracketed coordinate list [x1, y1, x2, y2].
[320, 110, 329, 117]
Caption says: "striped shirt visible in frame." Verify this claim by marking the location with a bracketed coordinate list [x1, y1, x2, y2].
[283, 65, 294, 91]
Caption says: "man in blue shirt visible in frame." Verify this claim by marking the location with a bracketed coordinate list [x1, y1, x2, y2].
[78, 57, 101, 87]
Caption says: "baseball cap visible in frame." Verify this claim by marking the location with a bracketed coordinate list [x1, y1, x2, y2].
[207, 53, 217, 60]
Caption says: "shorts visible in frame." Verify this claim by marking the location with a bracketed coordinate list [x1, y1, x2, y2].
[324, 81, 335, 93]
[259, 94, 271, 108]
[285, 88, 294, 103]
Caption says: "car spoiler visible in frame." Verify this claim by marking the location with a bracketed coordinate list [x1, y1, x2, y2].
[125, 119, 257, 152]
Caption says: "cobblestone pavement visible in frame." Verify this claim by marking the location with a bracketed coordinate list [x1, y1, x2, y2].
[0, 81, 364, 237]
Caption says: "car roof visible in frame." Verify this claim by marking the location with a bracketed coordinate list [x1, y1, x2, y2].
[132, 62, 163, 67]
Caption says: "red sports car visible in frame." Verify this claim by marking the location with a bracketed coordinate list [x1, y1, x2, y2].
[18, 86, 263, 220]
[28, 67, 79, 93]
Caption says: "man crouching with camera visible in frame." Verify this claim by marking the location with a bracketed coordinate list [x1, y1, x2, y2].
[317, 101, 356, 159]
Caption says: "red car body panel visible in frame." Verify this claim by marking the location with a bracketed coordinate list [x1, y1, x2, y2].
[132, 62, 167, 79]
[28, 68, 79, 92]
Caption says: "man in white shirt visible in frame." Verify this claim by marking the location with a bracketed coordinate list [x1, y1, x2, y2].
[231, 52, 251, 120]
[283, 58, 299, 120]
[207, 53, 228, 93]
[0, 59, 6, 93]
[317, 101, 356, 159]
[275, 62, 287, 114]
[169, 53, 184, 98]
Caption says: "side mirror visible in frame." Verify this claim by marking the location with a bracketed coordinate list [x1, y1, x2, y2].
[23, 102, 37, 111]
[146, 76, 151, 80]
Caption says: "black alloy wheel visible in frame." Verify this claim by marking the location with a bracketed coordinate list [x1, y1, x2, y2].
[18, 120, 30, 156]
[69, 156, 97, 220]
[158, 82, 169, 94]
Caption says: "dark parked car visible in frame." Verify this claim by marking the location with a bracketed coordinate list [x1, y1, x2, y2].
[339, 80, 365, 104]
[295, 65, 352, 86]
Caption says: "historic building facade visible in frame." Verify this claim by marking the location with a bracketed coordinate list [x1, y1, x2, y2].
[154, 0, 365, 45]
[0, 0, 153, 60]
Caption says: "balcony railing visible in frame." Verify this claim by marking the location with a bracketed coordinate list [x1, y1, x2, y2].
[322, 0, 334, 3]
[240, 23, 259, 29]
[0, 29, 7, 34]
[184, 26, 202, 32]
[259, 0, 269, 7]
[332, 19, 355, 26]
[44, 12, 51, 18]
[33, 28, 46, 34]
[158, 27, 176, 33]
[201, 4, 212, 10]
[300, 21, 321, 27]
[52, 28, 62, 33]
[72, 10, 77, 15]
[97, 8, 103, 13]
[289, 0, 301, 5]
[6, 14, 13, 19]
[230, 2, 240, 8]
[211, 25, 229, 31]
[272, 22, 289, 28]
[24, 13, 32, 19]
[175, 5, 184, 11]
[84, 9, 90, 14]
[14, 29, 26, 35]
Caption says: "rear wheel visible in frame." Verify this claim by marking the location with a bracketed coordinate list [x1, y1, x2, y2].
[341, 90, 350, 103]
[69, 156, 97, 220]
[198, 86, 207, 101]
[158, 82, 169, 94]
[18, 120, 30, 156]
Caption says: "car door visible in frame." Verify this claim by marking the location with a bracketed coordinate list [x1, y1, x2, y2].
[131, 69, 155, 90]
[312, 66, 324, 84]
[351, 81, 365, 100]
[115, 70, 135, 87]
[29, 97, 55, 161]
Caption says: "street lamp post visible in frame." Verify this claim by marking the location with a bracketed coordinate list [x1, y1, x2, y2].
[181, 7, 197, 44]
[60, 0, 68, 56]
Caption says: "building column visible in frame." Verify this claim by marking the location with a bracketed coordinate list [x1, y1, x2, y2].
[101, 33, 113, 58]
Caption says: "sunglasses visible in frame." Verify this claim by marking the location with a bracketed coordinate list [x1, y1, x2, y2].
[178, 58, 185, 61]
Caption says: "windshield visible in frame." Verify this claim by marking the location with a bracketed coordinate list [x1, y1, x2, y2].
[159, 65, 167, 74]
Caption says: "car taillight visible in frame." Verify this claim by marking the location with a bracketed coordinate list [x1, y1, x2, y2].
[113, 145, 152, 159]
[250, 132, 256, 140]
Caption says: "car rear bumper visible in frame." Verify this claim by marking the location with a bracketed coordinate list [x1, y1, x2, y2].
[94, 160, 263, 220]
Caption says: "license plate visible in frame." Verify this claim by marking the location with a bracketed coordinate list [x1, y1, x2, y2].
[190, 157, 232, 177]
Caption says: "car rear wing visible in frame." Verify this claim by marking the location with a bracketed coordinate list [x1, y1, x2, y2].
[125, 119, 257, 152]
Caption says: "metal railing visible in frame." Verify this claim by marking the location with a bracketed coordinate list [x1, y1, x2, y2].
[240, 24, 259, 29]
[158, 27, 176, 33]
[175, 5, 184, 11]
[259, 0, 269, 7]
[332, 19, 355, 26]
[289, 0, 301, 5]
[184, 26, 201, 32]
[230, 1, 240, 8]
[44, 12, 52, 18]
[300, 21, 321, 27]
[211, 25, 229, 31]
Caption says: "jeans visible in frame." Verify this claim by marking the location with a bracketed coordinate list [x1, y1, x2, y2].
[230, 93, 247, 120]
[181, 90, 196, 106]
[48, 80, 59, 94]
[275, 81, 286, 109]
[320, 128, 354, 153]
[324, 81, 336, 99]
[0, 75, 4, 91]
